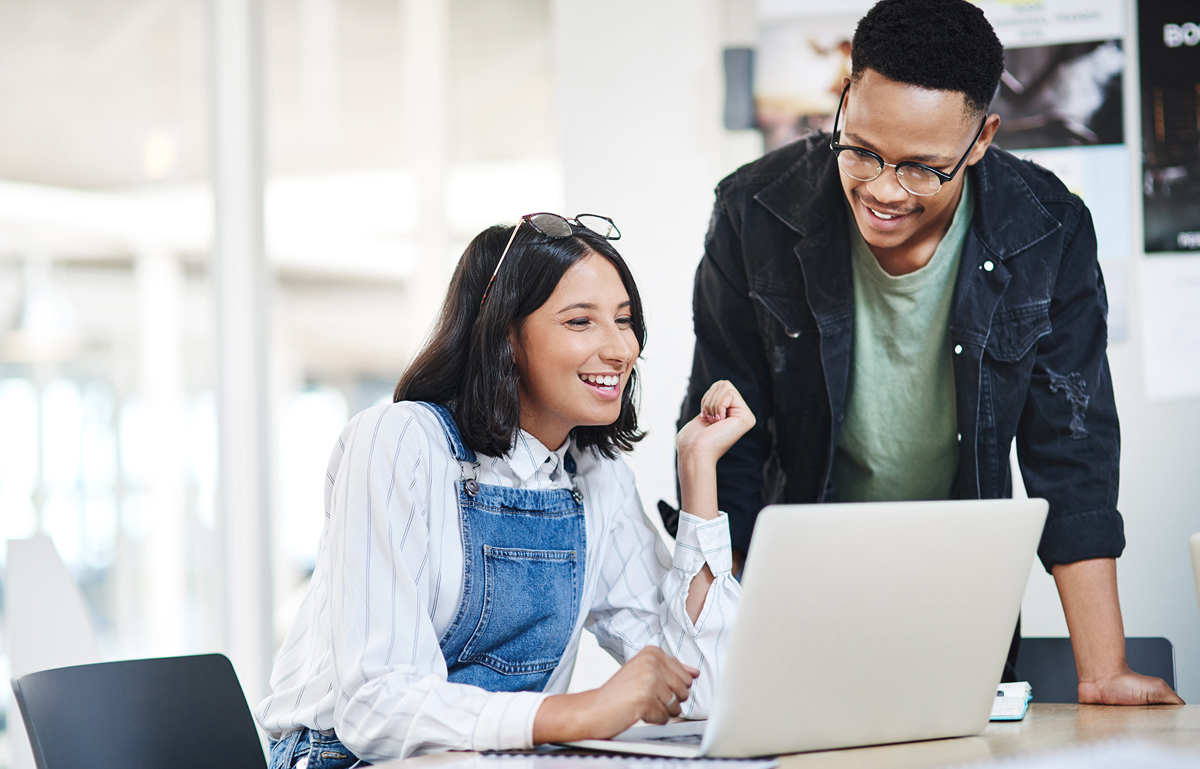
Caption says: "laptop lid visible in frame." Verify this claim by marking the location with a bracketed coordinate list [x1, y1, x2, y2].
[700, 498, 1047, 757]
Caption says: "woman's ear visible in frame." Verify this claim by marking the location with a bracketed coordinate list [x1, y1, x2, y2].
[508, 326, 524, 372]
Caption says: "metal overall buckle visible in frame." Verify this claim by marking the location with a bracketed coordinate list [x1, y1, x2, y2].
[461, 460, 481, 497]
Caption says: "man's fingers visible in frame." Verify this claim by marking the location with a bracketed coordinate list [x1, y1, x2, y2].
[1153, 683, 1185, 705]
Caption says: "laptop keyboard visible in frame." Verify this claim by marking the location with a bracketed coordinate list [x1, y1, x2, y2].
[644, 733, 704, 746]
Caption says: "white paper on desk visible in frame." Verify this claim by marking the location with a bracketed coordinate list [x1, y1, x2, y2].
[1141, 256, 1200, 401]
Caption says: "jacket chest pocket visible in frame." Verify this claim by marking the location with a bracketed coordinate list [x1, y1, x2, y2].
[749, 289, 815, 339]
[985, 301, 1051, 363]
[749, 288, 820, 376]
[462, 545, 578, 675]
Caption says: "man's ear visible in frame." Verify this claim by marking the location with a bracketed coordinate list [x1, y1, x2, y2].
[967, 113, 1001, 166]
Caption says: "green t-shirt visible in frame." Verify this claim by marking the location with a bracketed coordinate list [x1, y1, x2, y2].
[830, 178, 974, 502]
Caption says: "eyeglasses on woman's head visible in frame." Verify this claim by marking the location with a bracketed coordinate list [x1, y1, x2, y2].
[480, 213, 621, 307]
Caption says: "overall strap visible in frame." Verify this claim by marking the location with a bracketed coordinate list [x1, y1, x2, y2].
[415, 402, 477, 464]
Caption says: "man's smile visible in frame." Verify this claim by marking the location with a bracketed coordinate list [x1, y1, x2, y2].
[853, 190, 924, 233]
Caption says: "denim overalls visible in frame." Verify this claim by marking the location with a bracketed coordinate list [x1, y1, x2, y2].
[269, 402, 587, 769]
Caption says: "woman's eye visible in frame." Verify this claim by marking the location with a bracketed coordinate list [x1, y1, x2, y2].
[616, 316, 633, 326]
[566, 318, 591, 328]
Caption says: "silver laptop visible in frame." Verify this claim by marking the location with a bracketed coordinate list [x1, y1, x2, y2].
[567, 498, 1048, 758]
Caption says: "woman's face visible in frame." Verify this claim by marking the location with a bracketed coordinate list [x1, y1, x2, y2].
[515, 252, 640, 451]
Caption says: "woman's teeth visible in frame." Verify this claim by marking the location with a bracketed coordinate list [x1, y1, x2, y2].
[580, 374, 619, 387]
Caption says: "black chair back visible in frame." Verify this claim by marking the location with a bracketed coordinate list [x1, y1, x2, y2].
[1014, 637, 1177, 703]
[10, 653, 267, 769]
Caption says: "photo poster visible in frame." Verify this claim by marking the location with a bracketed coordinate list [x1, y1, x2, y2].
[754, 0, 1132, 339]
[1138, 0, 1200, 254]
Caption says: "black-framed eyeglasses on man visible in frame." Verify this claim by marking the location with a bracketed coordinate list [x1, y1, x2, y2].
[828, 82, 987, 197]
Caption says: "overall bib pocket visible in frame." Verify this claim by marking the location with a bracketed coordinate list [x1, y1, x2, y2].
[462, 545, 579, 675]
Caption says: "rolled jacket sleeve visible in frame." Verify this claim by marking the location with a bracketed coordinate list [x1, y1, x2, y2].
[1014, 203, 1125, 571]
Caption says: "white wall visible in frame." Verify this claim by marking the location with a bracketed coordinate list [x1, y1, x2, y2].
[554, 0, 729, 690]
[555, 0, 727, 525]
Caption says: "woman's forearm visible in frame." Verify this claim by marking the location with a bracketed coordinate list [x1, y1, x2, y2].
[678, 454, 718, 622]
[678, 453, 719, 521]
[675, 379, 755, 624]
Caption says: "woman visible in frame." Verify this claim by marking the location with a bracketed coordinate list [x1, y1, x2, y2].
[256, 214, 754, 768]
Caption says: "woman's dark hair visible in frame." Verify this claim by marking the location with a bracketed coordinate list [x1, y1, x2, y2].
[851, 0, 1004, 117]
[394, 223, 646, 459]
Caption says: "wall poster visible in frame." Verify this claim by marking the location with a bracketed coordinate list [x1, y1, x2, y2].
[1139, 0, 1200, 253]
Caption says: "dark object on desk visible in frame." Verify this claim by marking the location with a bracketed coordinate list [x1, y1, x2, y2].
[1015, 637, 1177, 703]
[10, 653, 267, 769]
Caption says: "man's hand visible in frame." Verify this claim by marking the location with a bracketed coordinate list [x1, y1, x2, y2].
[1079, 670, 1184, 705]
[532, 647, 699, 743]
[1053, 558, 1184, 705]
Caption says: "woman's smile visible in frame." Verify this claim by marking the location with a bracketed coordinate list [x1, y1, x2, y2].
[579, 372, 623, 399]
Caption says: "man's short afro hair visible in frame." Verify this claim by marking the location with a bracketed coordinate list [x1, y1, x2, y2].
[851, 0, 1004, 116]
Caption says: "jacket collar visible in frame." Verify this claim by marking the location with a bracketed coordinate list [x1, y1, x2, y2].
[968, 148, 1061, 259]
[753, 138, 1061, 260]
[754, 136, 843, 238]
[754, 139, 853, 325]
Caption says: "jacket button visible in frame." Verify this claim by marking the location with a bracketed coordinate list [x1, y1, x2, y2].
[957, 433, 962, 441]
[983, 260, 994, 272]
[954, 344, 963, 354]
[786, 328, 801, 338]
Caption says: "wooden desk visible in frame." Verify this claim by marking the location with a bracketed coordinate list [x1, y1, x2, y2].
[774, 704, 1200, 768]
[375, 705, 1200, 769]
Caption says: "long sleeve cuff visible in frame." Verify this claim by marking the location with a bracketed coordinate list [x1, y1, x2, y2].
[472, 691, 548, 752]
[673, 511, 734, 575]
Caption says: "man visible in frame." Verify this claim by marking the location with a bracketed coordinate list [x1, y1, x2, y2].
[679, 0, 1182, 705]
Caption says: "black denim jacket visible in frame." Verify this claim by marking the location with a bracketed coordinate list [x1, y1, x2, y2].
[679, 133, 1124, 573]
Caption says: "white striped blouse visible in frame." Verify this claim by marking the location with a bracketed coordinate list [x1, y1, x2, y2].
[255, 401, 740, 762]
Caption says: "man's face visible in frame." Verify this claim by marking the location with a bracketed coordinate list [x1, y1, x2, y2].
[836, 68, 996, 262]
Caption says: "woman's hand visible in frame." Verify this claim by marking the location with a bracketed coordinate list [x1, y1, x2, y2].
[532, 647, 700, 743]
[676, 380, 756, 469]
[676, 380, 756, 521]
